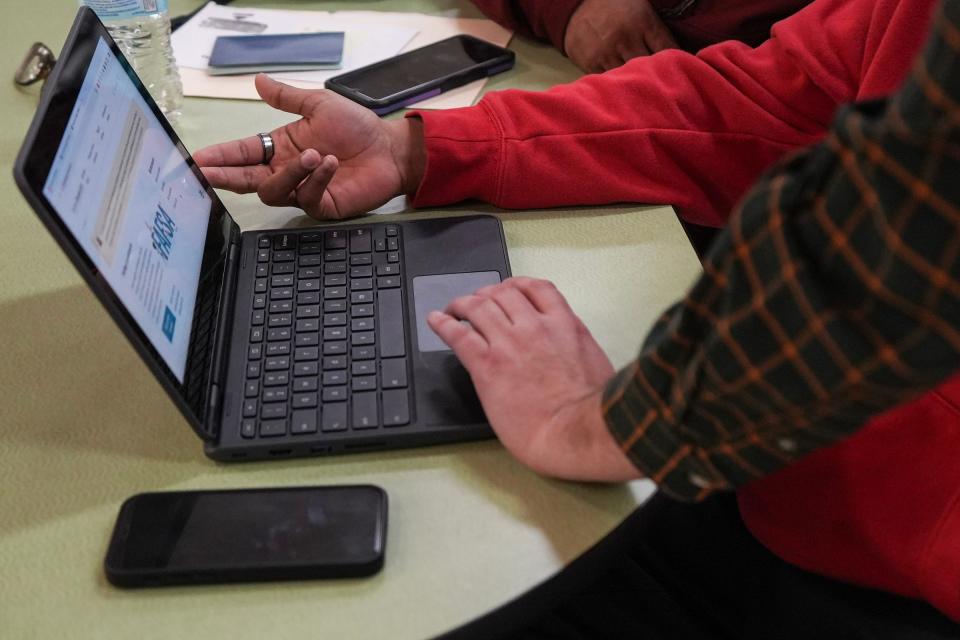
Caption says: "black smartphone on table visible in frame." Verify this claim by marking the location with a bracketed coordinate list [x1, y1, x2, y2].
[325, 34, 515, 115]
[104, 485, 387, 587]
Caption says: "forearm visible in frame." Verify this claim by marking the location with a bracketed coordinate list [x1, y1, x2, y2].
[603, 3, 960, 500]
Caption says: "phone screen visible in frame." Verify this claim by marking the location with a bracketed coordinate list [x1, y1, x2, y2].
[336, 36, 509, 101]
[108, 486, 386, 580]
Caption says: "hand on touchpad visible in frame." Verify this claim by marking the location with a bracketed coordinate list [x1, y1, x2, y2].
[413, 272, 502, 352]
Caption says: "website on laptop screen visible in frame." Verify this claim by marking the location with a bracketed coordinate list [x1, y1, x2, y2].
[43, 37, 211, 383]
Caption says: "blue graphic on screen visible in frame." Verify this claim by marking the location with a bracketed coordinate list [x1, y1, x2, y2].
[42, 38, 211, 383]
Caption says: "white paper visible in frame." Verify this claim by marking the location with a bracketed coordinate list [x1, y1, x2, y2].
[172, 3, 513, 110]
[171, 3, 418, 86]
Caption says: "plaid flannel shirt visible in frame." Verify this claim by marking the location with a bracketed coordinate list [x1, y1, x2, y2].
[603, 0, 960, 501]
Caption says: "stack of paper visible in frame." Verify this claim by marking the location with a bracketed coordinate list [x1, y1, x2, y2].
[171, 2, 513, 110]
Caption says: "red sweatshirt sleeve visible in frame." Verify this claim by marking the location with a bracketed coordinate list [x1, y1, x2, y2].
[469, 0, 582, 51]
[410, 0, 931, 227]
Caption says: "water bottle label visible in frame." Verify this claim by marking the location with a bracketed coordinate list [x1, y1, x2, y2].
[80, 0, 168, 19]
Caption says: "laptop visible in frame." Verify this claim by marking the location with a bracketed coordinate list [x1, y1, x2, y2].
[14, 8, 510, 462]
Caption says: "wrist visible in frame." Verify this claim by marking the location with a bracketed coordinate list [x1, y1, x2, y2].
[388, 116, 427, 195]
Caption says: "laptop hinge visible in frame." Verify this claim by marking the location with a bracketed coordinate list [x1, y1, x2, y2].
[203, 230, 242, 440]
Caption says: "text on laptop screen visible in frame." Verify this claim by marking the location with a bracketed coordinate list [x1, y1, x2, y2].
[43, 38, 211, 383]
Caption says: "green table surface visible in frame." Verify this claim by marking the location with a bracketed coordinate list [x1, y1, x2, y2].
[0, 2, 702, 638]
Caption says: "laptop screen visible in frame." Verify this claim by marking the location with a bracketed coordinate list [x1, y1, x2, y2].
[41, 37, 211, 383]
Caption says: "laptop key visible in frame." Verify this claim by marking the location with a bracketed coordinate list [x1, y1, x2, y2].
[352, 375, 376, 391]
[263, 372, 289, 386]
[291, 410, 318, 435]
[246, 362, 261, 378]
[271, 287, 293, 300]
[351, 278, 373, 291]
[272, 262, 295, 275]
[352, 346, 375, 360]
[324, 300, 348, 313]
[244, 380, 259, 397]
[349, 228, 372, 253]
[262, 388, 288, 403]
[299, 255, 322, 267]
[325, 274, 347, 286]
[321, 402, 348, 432]
[295, 347, 319, 361]
[293, 377, 318, 392]
[378, 289, 406, 358]
[324, 249, 346, 262]
[273, 234, 296, 250]
[376, 264, 399, 276]
[323, 327, 346, 341]
[254, 278, 267, 294]
[323, 341, 347, 356]
[268, 328, 291, 341]
[257, 249, 270, 263]
[242, 399, 258, 418]
[385, 225, 398, 237]
[322, 356, 347, 370]
[352, 331, 375, 346]
[324, 262, 347, 275]
[325, 230, 347, 249]
[298, 279, 320, 292]
[295, 332, 319, 347]
[261, 403, 287, 419]
[298, 242, 323, 255]
[350, 254, 372, 266]
[241, 419, 257, 438]
[323, 371, 347, 386]
[253, 294, 266, 309]
[294, 361, 319, 377]
[387, 237, 399, 252]
[256, 264, 269, 278]
[269, 300, 292, 314]
[381, 358, 408, 388]
[296, 305, 320, 318]
[382, 390, 410, 427]
[248, 344, 262, 360]
[324, 313, 347, 327]
[299, 267, 322, 279]
[298, 291, 320, 305]
[351, 291, 373, 304]
[352, 361, 375, 376]
[350, 265, 373, 278]
[251, 309, 265, 326]
[377, 276, 401, 289]
[324, 286, 346, 299]
[273, 250, 295, 262]
[323, 386, 348, 402]
[271, 275, 294, 287]
[268, 314, 292, 328]
[265, 356, 290, 370]
[352, 317, 374, 332]
[250, 327, 264, 343]
[374, 238, 386, 252]
[352, 392, 378, 429]
[260, 420, 287, 437]
[387, 252, 399, 263]
[352, 304, 374, 317]
[266, 342, 290, 356]
[293, 392, 318, 409]
[258, 236, 271, 248]
[296, 318, 320, 333]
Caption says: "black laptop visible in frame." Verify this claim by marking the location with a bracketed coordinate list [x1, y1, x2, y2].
[14, 8, 510, 462]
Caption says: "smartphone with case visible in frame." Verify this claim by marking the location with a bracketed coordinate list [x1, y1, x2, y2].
[104, 485, 387, 587]
[324, 34, 514, 115]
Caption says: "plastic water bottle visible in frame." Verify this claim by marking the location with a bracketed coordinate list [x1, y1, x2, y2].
[79, 0, 183, 118]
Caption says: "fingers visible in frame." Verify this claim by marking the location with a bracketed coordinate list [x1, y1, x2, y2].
[255, 74, 322, 116]
[199, 164, 272, 194]
[504, 277, 573, 315]
[293, 155, 340, 217]
[257, 149, 323, 206]
[445, 294, 511, 341]
[427, 311, 488, 366]
[643, 22, 678, 53]
[473, 283, 539, 324]
[193, 135, 269, 168]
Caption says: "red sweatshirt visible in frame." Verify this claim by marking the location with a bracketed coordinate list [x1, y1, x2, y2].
[411, 0, 935, 227]
[470, 0, 813, 53]
[412, 0, 960, 621]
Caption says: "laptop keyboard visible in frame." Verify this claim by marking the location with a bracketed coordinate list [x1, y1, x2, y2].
[240, 225, 411, 439]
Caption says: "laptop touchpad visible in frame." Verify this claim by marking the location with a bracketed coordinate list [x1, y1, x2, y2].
[412, 272, 502, 352]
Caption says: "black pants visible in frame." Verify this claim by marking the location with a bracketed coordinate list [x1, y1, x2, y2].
[442, 493, 960, 640]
